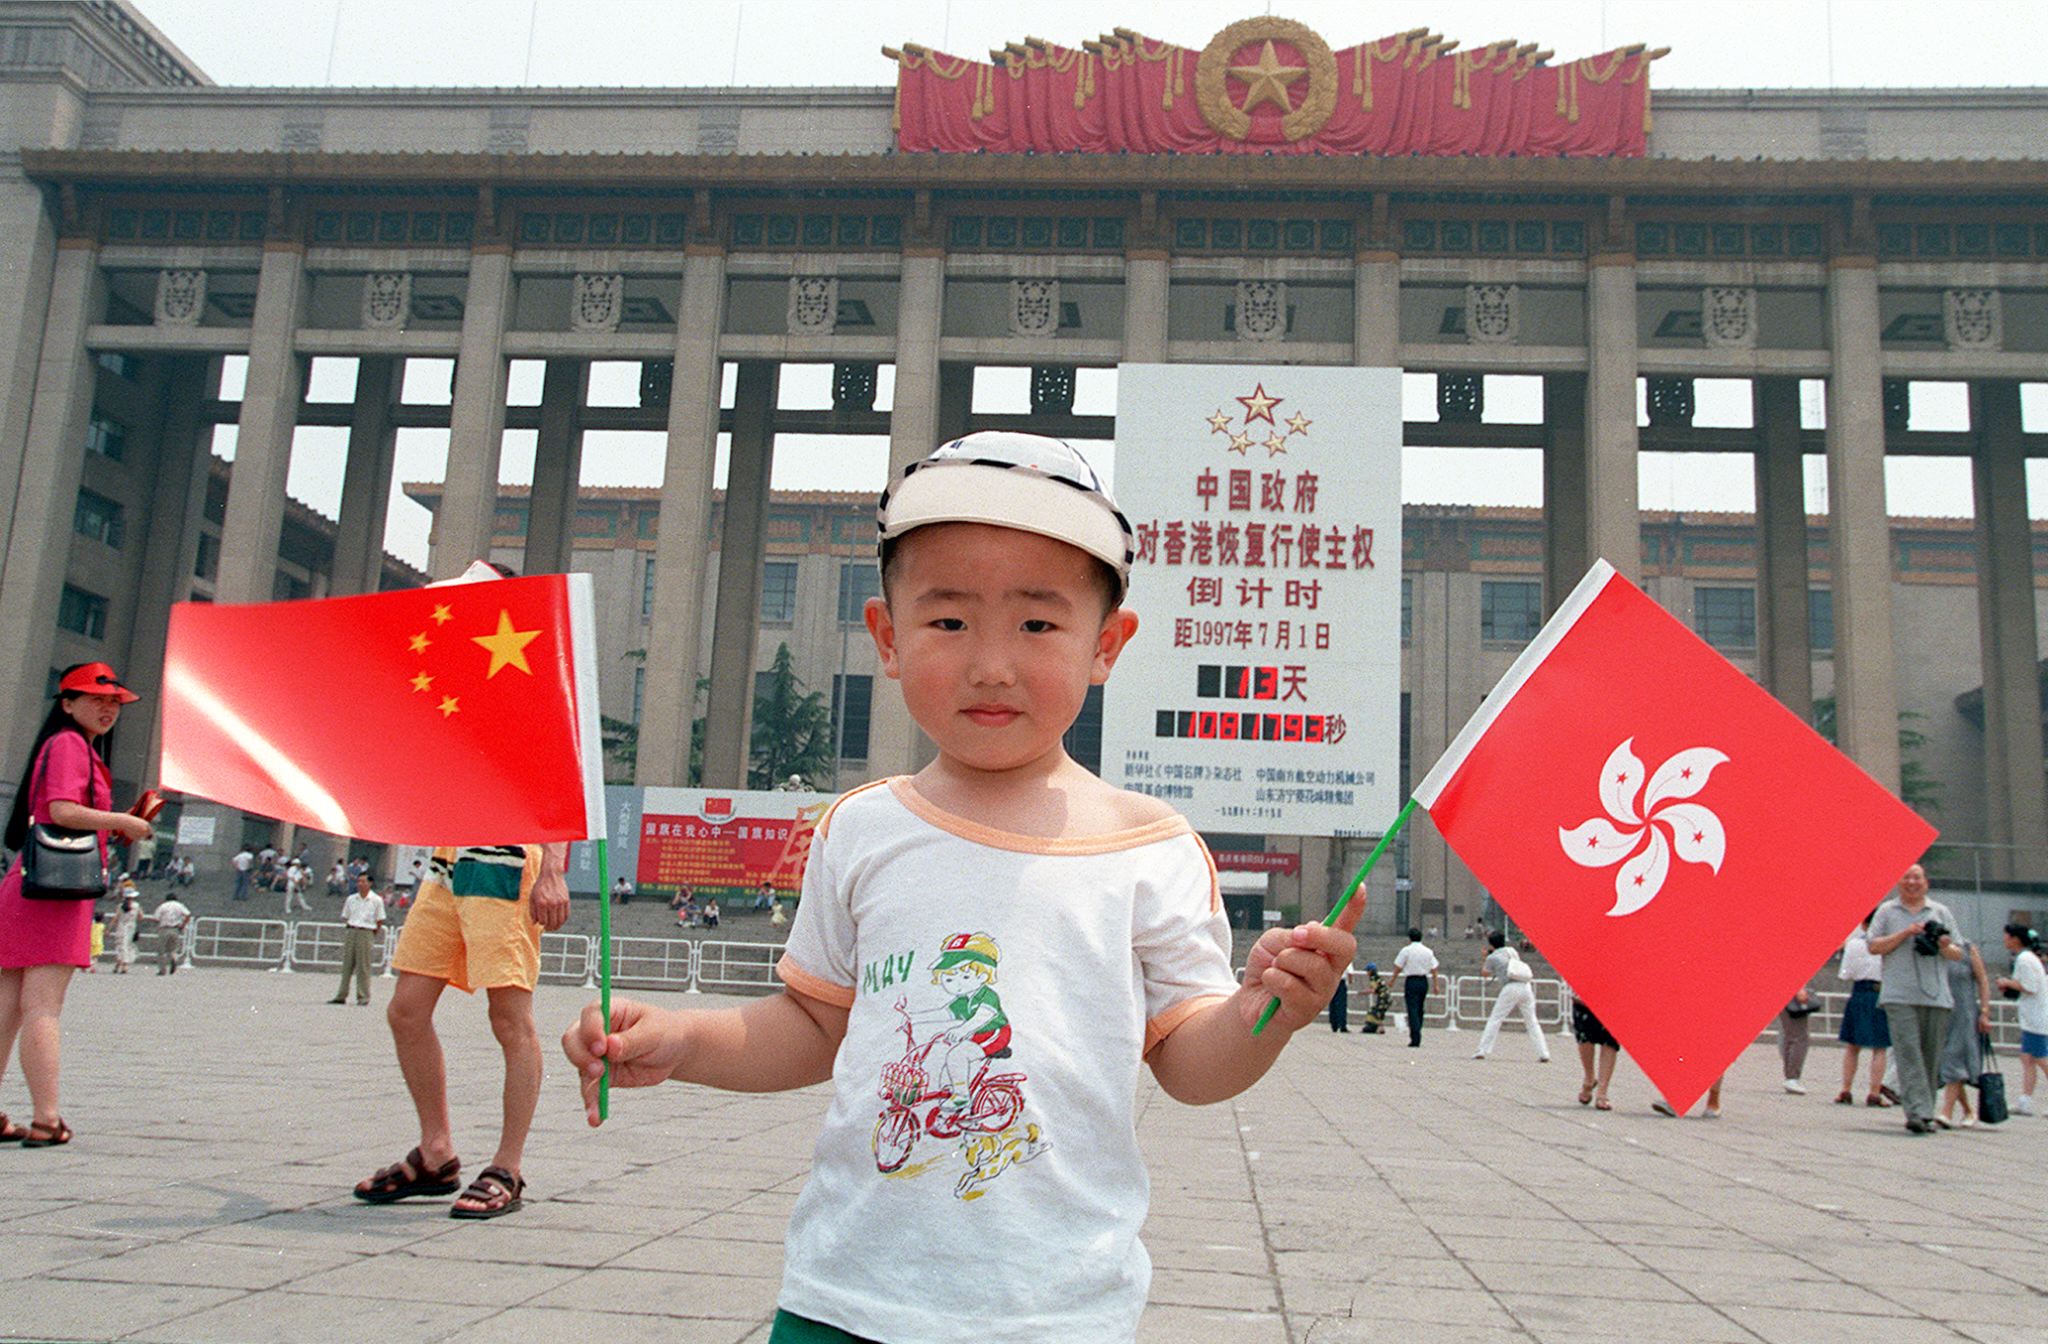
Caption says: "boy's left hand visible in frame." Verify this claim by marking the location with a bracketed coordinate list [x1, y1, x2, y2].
[1238, 896, 1361, 1034]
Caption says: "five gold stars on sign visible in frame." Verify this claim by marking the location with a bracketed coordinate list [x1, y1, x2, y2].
[1207, 385, 1314, 458]
[406, 602, 543, 718]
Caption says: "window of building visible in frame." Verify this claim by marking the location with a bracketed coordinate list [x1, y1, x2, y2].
[760, 560, 798, 623]
[640, 556, 656, 622]
[1479, 580, 1541, 644]
[84, 415, 127, 462]
[95, 351, 138, 380]
[1063, 684, 1105, 775]
[837, 562, 880, 625]
[1694, 586, 1757, 651]
[1808, 587, 1834, 653]
[73, 488, 124, 549]
[1400, 576, 1413, 644]
[831, 673, 873, 760]
[194, 532, 219, 581]
[57, 585, 107, 640]
[632, 666, 645, 725]
[273, 572, 310, 602]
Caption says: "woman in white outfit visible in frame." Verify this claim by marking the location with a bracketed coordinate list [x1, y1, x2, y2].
[1473, 931, 1550, 1062]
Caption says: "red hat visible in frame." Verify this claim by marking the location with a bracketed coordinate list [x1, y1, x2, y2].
[58, 662, 139, 703]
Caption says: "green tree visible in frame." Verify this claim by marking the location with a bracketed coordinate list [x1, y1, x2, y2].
[748, 643, 835, 790]
[1811, 696, 1942, 819]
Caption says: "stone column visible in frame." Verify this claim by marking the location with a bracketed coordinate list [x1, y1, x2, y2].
[865, 249, 946, 776]
[1353, 250, 1399, 368]
[0, 184, 60, 573]
[430, 246, 513, 578]
[216, 243, 308, 603]
[0, 241, 102, 784]
[1971, 379, 2048, 877]
[329, 355, 401, 597]
[1541, 373, 1590, 613]
[1823, 260, 1902, 793]
[1584, 256, 1641, 580]
[1122, 249, 1169, 364]
[1753, 378, 1814, 717]
[637, 247, 726, 787]
[700, 361, 778, 789]
[523, 358, 588, 576]
[114, 356, 215, 789]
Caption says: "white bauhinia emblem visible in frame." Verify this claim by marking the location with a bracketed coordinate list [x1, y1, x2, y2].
[1559, 738, 1729, 917]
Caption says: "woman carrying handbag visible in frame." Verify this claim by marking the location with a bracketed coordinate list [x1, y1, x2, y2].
[0, 662, 150, 1147]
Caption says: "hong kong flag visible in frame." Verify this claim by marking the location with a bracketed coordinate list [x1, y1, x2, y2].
[162, 567, 605, 845]
[1413, 560, 1936, 1112]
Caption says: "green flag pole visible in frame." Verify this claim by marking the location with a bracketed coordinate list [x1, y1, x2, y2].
[1251, 796, 1418, 1038]
[595, 837, 612, 1120]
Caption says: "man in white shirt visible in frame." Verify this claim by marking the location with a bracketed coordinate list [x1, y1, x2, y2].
[330, 873, 388, 1007]
[1391, 927, 1442, 1048]
[230, 847, 254, 902]
[151, 895, 192, 975]
[283, 859, 313, 916]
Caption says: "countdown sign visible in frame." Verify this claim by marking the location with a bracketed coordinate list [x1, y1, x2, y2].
[1100, 365, 1402, 838]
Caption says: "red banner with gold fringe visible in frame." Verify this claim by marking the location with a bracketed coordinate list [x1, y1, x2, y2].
[887, 17, 1661, 158]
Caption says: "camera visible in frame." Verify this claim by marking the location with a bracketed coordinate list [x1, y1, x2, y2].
[1911, 920, 1948, 956]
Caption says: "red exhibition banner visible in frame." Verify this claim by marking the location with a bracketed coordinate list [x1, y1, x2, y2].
[635, 788, 832, 894]
[1413, 562, 1938, 1113]
[888, 18, 1661, 158]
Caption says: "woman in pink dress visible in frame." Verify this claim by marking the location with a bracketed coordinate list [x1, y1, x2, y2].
[0, 662, 149, 1147]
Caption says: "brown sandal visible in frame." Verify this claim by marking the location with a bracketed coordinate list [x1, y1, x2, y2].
[353, 1146, 460, 1203]
[21, 1117, 71, 1147]
[449, 1165, 524, 1220]
[0, 1112, 27, 1142]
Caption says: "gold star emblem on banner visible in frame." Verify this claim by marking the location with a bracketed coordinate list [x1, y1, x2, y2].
[1228, 432, 1254, 455]
[1207, 409, 1233, 434]
[1264, 433, 1289, 457]
[1287, 412, 1313, 436]
[473, 610, 541, 678]
[1230, 39, 1306, 114]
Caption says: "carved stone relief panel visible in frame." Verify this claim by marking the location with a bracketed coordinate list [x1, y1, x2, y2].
[788, 276, 838, 335]
[154, 268, 205, 327]
[1009, 278, 1060, 338]
[1701, 286, 1758, 349]
[1944, 288, 2001, 351]
[361, 272, 411, 330]
[1464, 283, 1517, 345]
[570, 272, 624, 334]
[1235, 279, 1286, 343]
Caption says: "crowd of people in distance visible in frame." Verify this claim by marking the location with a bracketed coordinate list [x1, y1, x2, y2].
[1372, 864, 2044, 1127]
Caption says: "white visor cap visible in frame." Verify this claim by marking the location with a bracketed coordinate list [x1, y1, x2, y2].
[877, 431, 1134, 593]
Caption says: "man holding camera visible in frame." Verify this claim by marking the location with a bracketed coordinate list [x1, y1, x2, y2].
[1865, 864, 1963, 1133]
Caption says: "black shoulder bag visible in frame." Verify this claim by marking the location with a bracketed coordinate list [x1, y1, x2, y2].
[19, 736, 108, 901]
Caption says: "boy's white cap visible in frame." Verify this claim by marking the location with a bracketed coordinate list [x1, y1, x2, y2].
[876, 431, 1134, 594]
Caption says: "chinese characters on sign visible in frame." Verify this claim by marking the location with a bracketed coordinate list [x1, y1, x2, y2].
[1102, 366, 1402, 837]
[634, 787, 832, 894]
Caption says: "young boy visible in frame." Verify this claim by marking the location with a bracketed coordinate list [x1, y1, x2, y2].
[564, 432, 1359, 1343]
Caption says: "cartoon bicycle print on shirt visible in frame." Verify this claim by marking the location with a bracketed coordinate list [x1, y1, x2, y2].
[872, 931, 1048, 1198]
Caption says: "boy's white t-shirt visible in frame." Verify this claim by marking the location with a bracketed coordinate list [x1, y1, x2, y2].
[775, 777, 1238, 1344]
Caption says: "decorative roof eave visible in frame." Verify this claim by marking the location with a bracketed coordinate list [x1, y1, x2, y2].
[21, 148, 2048, 198]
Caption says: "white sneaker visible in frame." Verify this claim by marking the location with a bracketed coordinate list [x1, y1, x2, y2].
[2014, 1095, 2037, 1116]
[1783, 1079, 1807, 1095]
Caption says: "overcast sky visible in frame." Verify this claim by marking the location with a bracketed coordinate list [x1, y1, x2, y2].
[150, 0, 2048, 568]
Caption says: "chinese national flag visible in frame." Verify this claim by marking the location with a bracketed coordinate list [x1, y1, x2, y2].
[1413, 561, 1936, 1112]
[162, 571, 605, 845]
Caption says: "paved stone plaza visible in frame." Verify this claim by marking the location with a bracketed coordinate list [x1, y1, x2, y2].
[0, 968, 2040, 1344]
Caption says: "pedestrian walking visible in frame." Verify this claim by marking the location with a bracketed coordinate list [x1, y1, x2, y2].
[150, 894, 191, 974]
[230, 846, 254, 901]
[1865, 864, 1962, 1133]
[1993, 922, 2044, 1117]
[1391, 927, 1441, 1048]
[1327, 972, 1349, 1032]
[283, 859, 312, 916]
[1571, 993, 1620, 1110]
[1836, 910, 1892, 1106]
[111, 889, 139, 974]
[1936, 936, 1991, 1128]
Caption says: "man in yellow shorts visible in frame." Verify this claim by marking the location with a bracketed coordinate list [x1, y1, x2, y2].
[352, 842, 568, 1218]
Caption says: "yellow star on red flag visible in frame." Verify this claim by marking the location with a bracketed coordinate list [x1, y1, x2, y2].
[410, 671, 433, 693]
[473, 610, 542, 678]
[437, 695, 460, 717]
[430, 604, 453, 626]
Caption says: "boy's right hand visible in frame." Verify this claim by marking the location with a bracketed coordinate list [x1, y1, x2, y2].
[562, 998, 689, 1127]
